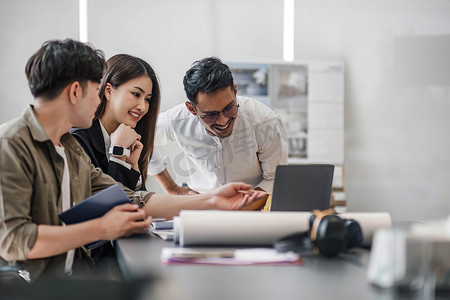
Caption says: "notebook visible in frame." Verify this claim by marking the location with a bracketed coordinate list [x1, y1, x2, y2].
[59, 184, 131, 250]
[270, 164, 334, 211]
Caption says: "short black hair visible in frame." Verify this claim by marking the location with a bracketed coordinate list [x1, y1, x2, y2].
[183, 57, 234, 105]
[25, 38, 105, 100]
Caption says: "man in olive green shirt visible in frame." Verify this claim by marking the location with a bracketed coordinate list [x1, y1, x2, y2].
[0, 39, 264, 280]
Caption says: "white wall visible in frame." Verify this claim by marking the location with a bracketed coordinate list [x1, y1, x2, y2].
[293, 0, 450, 220]
[1, 0, 449, 220]
[0, 0, 79, 123]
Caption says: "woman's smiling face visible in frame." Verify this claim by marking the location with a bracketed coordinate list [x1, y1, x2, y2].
[106, 75, 153, 129]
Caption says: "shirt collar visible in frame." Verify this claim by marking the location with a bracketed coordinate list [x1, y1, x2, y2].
[22, 105, 51, 142]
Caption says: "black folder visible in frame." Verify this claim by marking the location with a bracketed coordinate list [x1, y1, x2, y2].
[58, 184, 131, 249]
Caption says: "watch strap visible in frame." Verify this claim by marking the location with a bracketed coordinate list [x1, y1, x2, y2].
[109, 145, 130, 157]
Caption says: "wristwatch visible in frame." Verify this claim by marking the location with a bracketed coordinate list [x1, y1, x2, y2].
[109, 145, 130, 157]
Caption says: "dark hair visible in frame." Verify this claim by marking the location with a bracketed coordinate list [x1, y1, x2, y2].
[183, 57, 234, 105]
[25, 38, 105, 100]
[96, 54, 161, 184]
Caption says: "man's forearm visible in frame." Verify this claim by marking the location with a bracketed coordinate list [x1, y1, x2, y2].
[28, 203, 150, 259]
[28, 220, 102, 259]
[154, 169, 180, 194]
[142, 193, 213, 220]
[153, 169, 198, 195]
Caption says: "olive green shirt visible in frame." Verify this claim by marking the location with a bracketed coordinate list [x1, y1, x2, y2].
[0, 105, 153, 280]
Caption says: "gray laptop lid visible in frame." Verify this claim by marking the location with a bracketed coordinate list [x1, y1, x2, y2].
[270, 164, 334, 211]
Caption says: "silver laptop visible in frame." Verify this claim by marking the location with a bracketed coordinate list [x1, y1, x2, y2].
[270, 164, 334, 211]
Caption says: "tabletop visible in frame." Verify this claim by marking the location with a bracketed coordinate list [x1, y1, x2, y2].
[115, 233, 431, 300]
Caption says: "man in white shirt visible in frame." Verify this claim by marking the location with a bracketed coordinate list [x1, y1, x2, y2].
[149, 57, 288, 209]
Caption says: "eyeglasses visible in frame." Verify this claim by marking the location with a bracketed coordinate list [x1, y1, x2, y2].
[197, 103, 239, 123]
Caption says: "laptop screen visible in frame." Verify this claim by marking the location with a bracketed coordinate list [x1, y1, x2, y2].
[270, 164, 334, 211]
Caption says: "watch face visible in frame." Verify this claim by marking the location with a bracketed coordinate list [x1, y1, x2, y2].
[112, 146, 124, 156]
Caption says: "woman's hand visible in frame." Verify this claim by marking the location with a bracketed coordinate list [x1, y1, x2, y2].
[127, 140, 144, 172]
[110, 123, 141, 149]
[110, 123, 143, 171]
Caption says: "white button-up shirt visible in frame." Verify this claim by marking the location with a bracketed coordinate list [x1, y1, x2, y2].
[148, 96, 288, 193]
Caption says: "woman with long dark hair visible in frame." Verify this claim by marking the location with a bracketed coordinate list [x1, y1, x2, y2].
[71, 54, 160, 190]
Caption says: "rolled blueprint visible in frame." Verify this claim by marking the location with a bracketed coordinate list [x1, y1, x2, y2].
[175, 210, 392, 247]
[340, 212, 392, 246]
[177, 210, 311, 246]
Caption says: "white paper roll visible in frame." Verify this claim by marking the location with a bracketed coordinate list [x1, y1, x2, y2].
[175, 210, 392, 247]
[177, 210, 312, 246]
[339, 212, 392, 246]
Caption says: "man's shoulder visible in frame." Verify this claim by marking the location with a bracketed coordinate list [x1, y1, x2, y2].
[0, 116, 28, 141]
[0, 116, 37, 159]
[237, 96, 278, 123]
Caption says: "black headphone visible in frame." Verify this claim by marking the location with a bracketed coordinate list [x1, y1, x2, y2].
[274, 209, 363, 257]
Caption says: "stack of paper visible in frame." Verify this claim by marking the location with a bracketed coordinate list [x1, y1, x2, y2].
[161, 247, 302, 265]
[151, 220, 174, 230]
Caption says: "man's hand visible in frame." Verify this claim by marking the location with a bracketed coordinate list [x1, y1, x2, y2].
[208, 182, 267, 210]
[97, 203, 152, 240]
[239, 187, 269, 211]
[28, 203, 152, 260]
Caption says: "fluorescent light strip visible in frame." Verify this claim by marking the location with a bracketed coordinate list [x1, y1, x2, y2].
[79, 0, 88, 42]
[283, 0, 294, 62]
